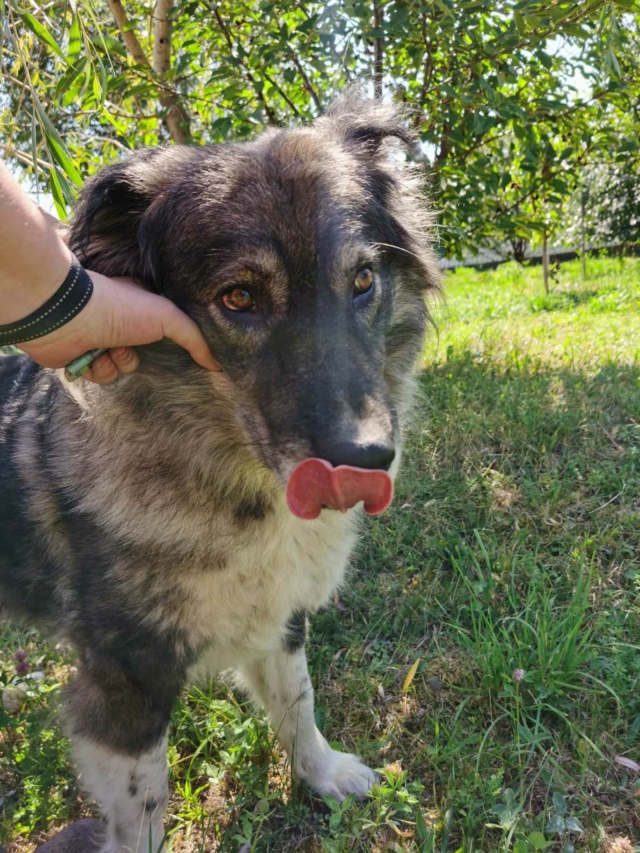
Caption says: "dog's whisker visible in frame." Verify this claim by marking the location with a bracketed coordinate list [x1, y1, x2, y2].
[373, 241, 423, 262]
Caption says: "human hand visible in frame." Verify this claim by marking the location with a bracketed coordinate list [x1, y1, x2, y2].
[20, 269, 220, 384]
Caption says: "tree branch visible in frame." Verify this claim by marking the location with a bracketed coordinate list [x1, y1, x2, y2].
[0, 143, 51, 171]
[108, 0, 149, 68]
[434, 130, 452, 166]
[289, 51, 323, 113]
[439, 0, 608, 92]
[108, 0, 191, 143]
[262, 70, 301, 116]
[411, 8, 433, 129]
[212, 8, 279, 125]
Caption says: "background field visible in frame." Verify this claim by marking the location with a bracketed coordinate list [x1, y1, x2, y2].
[1, 257, 639, 853]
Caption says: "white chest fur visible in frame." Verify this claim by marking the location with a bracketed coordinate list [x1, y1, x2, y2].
[171, 496, 359, 671]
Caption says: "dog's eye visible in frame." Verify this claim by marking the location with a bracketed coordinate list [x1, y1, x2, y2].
[354, 267, 374, 295]
[222, 288, 257, 313]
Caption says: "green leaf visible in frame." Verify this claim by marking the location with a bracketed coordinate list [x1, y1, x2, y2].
[19, 12, 67, 63]
[528, 832, 552, 851]
[89, 33, 127, 58]
[415, 807, 434, 847]
[55, 57, 87, 102]
[552, 792, 567, 816]
[546, 814, 566, 835]
[537, 50, 553, 69]
[31, 92, 83, 187]
[67, 14, 82, 63]
[513, 842, 529, 853]
[565, 816, 584, 833]
[432, 0, 455, 19]
[514, 10, 526, 36]
[49, 167, 69, 219]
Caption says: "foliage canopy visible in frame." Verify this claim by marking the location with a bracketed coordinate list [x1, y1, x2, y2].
[1, 0, 639, 256]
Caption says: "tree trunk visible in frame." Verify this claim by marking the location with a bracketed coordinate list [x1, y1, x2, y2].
[542, 231, 550, 294]
[580, 188, 587, 280]
[152, 0, 191, 144]
[108, 0, 191, 143]
[373, 2, 384, 99]
[510, 237, 528, 264]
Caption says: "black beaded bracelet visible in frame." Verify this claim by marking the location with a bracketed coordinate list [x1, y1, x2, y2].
[0, 258, 94, 346]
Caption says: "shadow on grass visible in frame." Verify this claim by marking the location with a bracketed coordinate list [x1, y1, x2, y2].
[529, 290, 601, 312]
[310, 351, 640, 848]
[354, 353, 639, 589]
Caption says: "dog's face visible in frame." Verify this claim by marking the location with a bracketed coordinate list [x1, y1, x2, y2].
[71, 97, 438, 483]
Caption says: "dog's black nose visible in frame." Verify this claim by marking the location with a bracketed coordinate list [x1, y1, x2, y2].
[314, 440, 395, 471]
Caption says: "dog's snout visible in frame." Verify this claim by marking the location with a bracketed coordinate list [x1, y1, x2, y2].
[314, 439, 395, 472]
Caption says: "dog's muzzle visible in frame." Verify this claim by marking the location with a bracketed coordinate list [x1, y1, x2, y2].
[286, 458, 394, 520]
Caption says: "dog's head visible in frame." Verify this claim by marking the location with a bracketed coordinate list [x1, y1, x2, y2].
[70, 95, 438, 506]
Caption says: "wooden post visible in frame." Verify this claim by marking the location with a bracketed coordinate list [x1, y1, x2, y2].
[542, 230, 550, 294]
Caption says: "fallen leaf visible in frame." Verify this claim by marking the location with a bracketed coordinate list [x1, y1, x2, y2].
[402, 658, 421, 693]
[614, 755, 640, 772]
[389, 823, 415, 839]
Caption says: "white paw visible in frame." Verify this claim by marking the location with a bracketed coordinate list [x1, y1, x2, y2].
[297, 746, 377, 802]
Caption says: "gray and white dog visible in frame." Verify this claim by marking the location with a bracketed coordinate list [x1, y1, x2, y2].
[0, 95, 438, 852]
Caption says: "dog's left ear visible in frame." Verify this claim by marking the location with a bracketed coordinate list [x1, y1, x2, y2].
[322, 93, 418, 160]
[68, 148, 193, 291]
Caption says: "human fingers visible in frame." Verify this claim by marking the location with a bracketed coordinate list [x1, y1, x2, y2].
[158, 299, 221, 371]
[84, 352, 119, 385]
[109, 346, 140, 375]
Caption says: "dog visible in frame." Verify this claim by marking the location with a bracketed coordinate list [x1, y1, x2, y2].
[0, 94, 438, 852]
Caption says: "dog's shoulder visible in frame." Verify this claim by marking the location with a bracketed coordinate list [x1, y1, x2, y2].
[0, 353, 42, 413]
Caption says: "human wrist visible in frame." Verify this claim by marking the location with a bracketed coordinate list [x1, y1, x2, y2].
[0, 256, 94, 347]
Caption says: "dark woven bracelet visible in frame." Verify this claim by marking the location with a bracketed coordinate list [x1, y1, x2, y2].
[0, 259, 94, 346]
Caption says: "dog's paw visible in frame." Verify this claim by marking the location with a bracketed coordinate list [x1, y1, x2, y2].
[298, 747, 377, 802]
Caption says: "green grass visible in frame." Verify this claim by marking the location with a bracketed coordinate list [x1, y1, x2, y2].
[1, 257, 639, 852]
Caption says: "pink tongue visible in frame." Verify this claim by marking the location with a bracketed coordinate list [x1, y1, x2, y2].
[286, 458, 394, 520]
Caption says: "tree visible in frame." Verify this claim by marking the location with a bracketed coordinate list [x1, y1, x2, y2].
[1, 0, 638, 259]
[565, 162, 640, 256]
[563, 22, 640, 264]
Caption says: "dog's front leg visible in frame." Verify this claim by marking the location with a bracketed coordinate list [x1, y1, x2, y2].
[239, 630, 377, 802]
[72, 734, 168, 853]
[65, 663, 178, 853]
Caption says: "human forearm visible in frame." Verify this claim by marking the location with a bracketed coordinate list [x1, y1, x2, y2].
[0, 159, 70, 324]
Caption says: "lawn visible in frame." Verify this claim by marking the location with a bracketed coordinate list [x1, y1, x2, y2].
[1, 257, 639, 853]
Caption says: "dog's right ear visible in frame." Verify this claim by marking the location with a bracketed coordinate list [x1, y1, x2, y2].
[68, 149, 178, 291]
[322, 90, 417, 161]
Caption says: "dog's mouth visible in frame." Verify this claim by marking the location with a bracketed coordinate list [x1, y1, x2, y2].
[286, 458, 394, 520]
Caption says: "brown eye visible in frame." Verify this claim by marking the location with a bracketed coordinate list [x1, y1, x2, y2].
[355, 267, 374, 295]
[222, 288, 257, 313]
